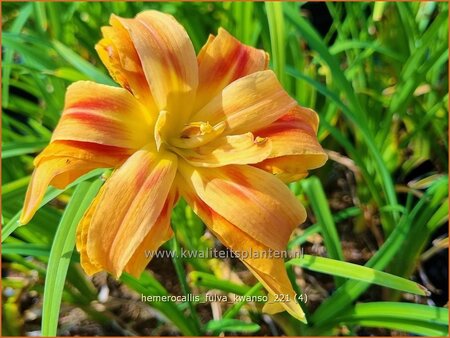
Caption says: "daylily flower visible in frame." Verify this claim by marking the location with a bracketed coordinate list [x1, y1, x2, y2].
[20, 11, 327, 322]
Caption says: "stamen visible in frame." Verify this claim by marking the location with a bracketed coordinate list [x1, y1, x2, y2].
[254, 136, 268, 145]
[171, 121, 226, 149]
[181, 121, 213, 138]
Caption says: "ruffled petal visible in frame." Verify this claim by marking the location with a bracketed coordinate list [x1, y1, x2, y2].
[253, 106, 328, 182]
[96, 17, 156, 110]
[195, 28, 269, 111]
[20, 141, 130, 225]
[180, 183, 306, 322]
[176, 132, 272, 167]
[82, 148, 177, 277]
[124, 188, 178, 277]
[77, 184, 178, 277]
[76, 183, 105, 275]
[52, 81, 152, 149]
[115, 11, 198, 131]
[178, 162, 305, 251]
[190, 70, 297, 136]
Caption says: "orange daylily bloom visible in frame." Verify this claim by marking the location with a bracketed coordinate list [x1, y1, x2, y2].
[20, 11, 327, 322]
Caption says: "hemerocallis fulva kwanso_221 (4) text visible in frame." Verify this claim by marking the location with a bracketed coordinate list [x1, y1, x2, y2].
[20, 10, 327, 322]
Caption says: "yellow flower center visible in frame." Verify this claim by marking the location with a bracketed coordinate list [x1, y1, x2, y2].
[154, 107, 227, 155]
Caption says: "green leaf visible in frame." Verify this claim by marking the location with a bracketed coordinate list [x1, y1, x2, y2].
[265, 2, 286, 86]
[341, 318, 447, 336]
[344, 302, 448, 327]
[301, 177, 345, 287]
[223, 283, 263, 320]
[373, 2, 387, 21]
[189, 271, 252, 296]
[311, 178, 448, 324]
[169, 235, 202, 335]
[121, 272, 198, 336]
[2, 3, 33, 108]
[41, 179, 103, 336]
[2, 302, 23, 336]
[329, 40, 402, 62]
[328, 302, 449, 336]
[288, 223, 320, 250]
[2, 140, 49, 159]
[205, 319, 261, 334]
[2, 32, 56, 71]
[287, 254, 428, 296]
[2, 169, 105, 243]
[284, 10, 400, 229]
[2, 243, 50, 257]
[286, 67, 397, 232]
[52, 40, 115, 85]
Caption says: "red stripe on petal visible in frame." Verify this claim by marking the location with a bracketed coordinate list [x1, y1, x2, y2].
[66, 100, 115, 111]
[61, 140, 130, 157]
[233, 44, 251, 80]
[63, 112, 115, 125]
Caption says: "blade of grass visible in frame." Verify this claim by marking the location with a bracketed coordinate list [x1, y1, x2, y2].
[2, 242, 50, 257]
[2, 3, 33, 108]
[380, 9, 448, 147]
[329, 40, 402, 62]
[42, 178, 103, 336]
[2, 169, 105, 242]
[311, 302, 448, 336]
[2, 140, 49, 159]
[205, 319, 260, 334]
[311, 177, 447, 324]
[286, 66, 398, 232]
[189, 271, 252, 296]
[288, 223, 320, 250]
[2, 176, 31, 198]
[265, 2, 287, 86]
[387, 178, 448, 297]
[284, 7, 362, 115]
[33, 2, 47, 33]
[340, 318, 446, 336]
[170, 235, 202, 335]
[285, 10, 400, 229]
[2, 302, 23, 336]
[287, 254, 428, 296]
[342, 302, 448, 327]
[2, 32, 55, 71]
[223, 283, 263, 319]
[320, 302, 449, 336]
[301, 177, 345, 287]
[47, 3, 62, 40]
[121, 272, 198, 336]
[373, 2, 386, 21]
[52, 40, 115, 85]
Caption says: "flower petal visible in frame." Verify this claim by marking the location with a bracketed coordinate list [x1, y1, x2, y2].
[77, 183, 177, 277]
[76, 183, 105, 275]
[253, 106, 328, 182]
[96, 17, 156, 110]
[176, 132, 272, 167]
[52, 81, 153, 149]
[180, 184, 306, 322]
[195, 28, 269, 111]
[116, 11, 198, 130]
[20, 141, 130, 225]
[83, 148, 177, 277]
[191, 70, 297, 135]
[178, 162, 305, 251]
[124, 188, 178, 277]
